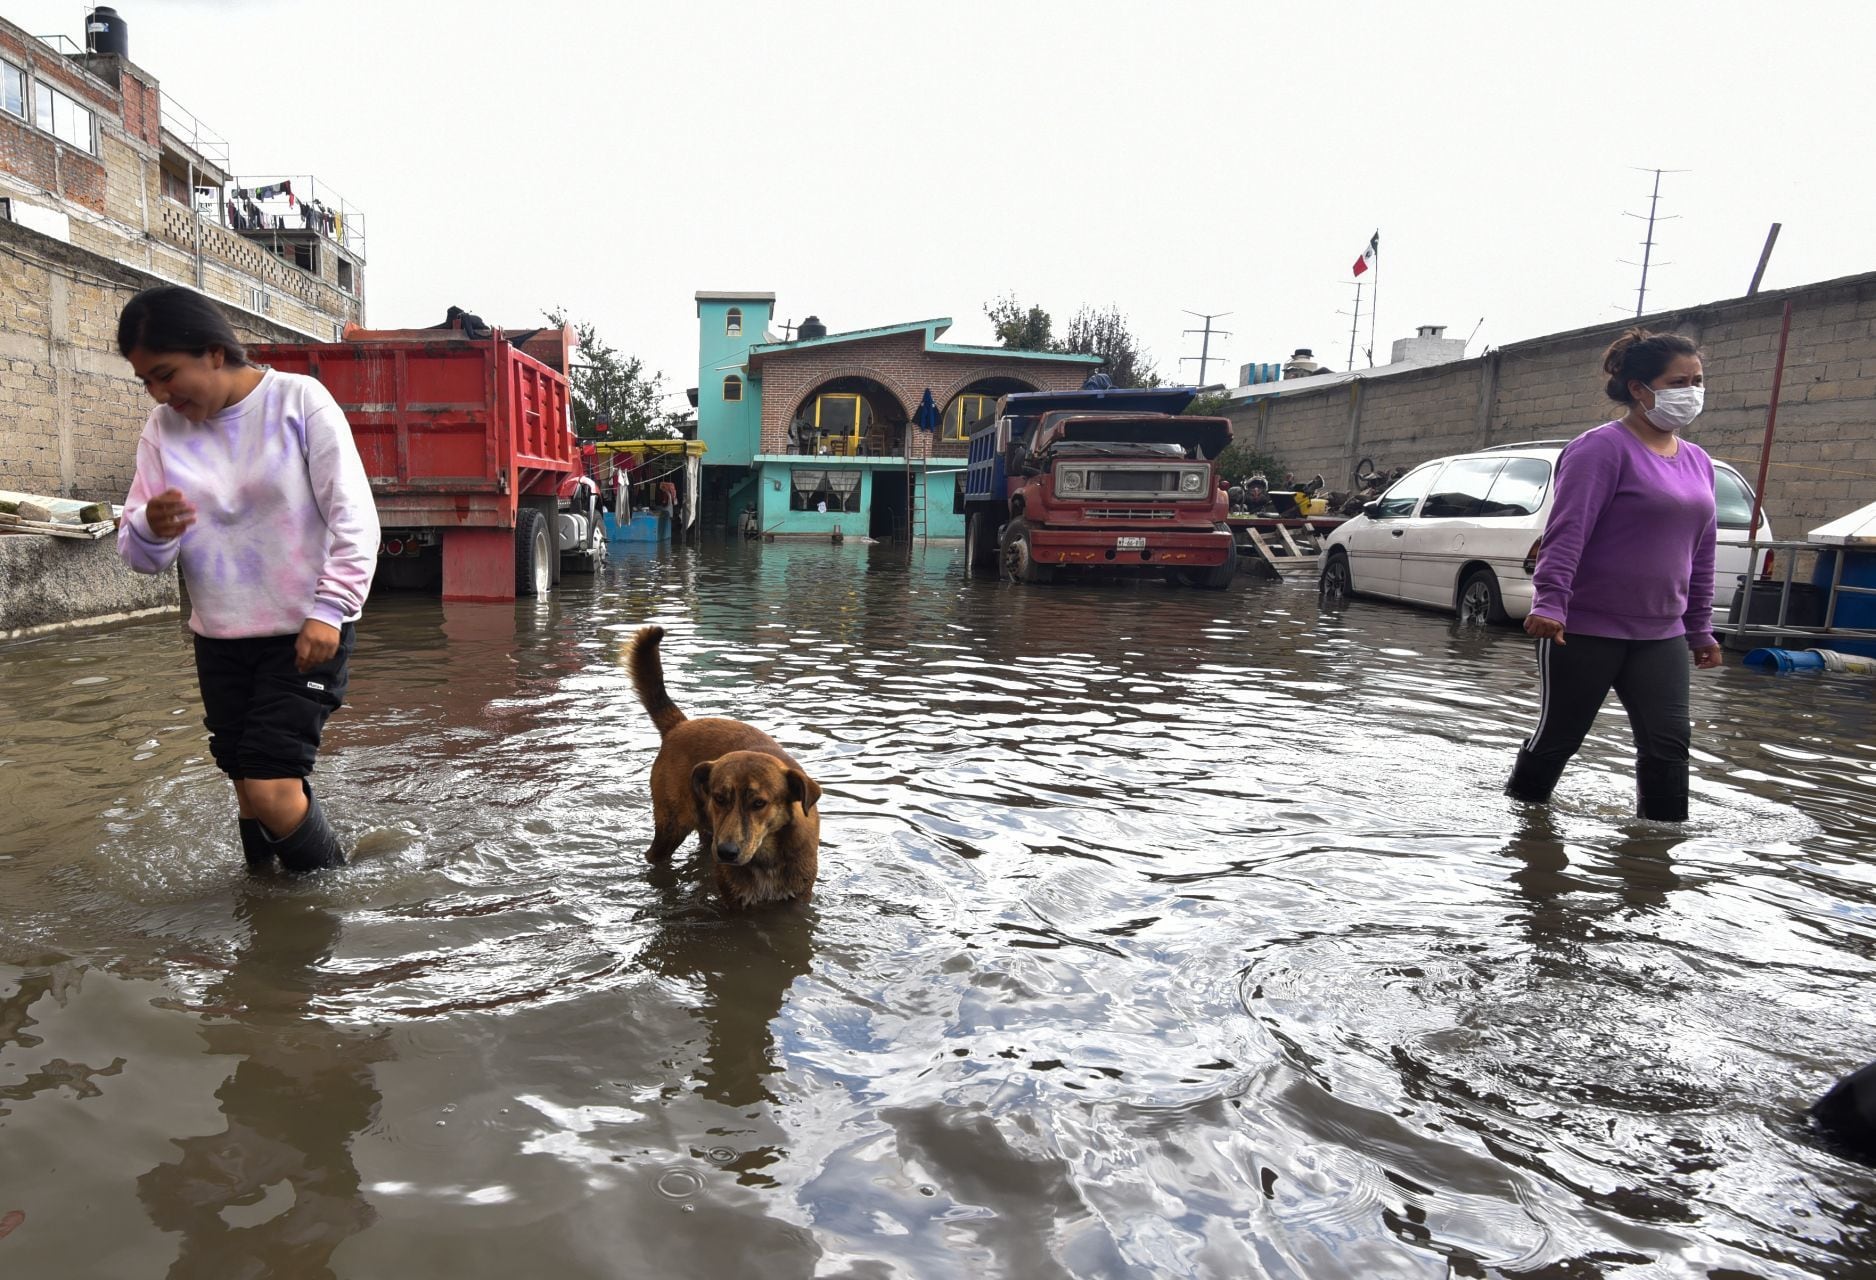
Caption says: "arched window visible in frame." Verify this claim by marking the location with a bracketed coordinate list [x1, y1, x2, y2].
[725, 307, 743, 337]
[723, 374, 743, 402]
[943, 393, 997, 441]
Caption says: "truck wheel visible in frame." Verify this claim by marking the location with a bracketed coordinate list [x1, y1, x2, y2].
[1001, 517, 1054, 585]
[1193, 538, 1237, 590]
[1458, 566, 1508, 626]
[516, 507, 551, 597]
[965, 511, 1000, 578]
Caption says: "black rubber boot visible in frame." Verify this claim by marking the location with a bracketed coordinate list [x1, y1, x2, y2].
[1812, 1059, 1876, 1164]
[238, 817, 274, 874]
[1505, 749, 1568, 804]
[261, 781, 346, 873]
[1635, 758, 1689, 822]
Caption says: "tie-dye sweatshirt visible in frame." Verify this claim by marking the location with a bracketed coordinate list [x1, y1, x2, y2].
[118, 368, 379, 639]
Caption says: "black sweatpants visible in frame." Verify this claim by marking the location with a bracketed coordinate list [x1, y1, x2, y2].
[1514, 632, 1690, 817]
[193, 625, 354, 781]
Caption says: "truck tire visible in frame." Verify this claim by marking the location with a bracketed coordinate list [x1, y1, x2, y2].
[965, 510, 1000, 579]
[1192, 535, 1237, 590]
[1000, 517, 1055, 585]
[516, 507, 552, 597]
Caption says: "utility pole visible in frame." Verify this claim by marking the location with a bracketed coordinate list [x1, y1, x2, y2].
[1180, 310, 1232, 387]
[1623, 167, 1686, 317]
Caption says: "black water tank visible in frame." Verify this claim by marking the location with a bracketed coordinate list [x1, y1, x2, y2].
[798, 315, 826, 340]
[86, 6, 129, 57]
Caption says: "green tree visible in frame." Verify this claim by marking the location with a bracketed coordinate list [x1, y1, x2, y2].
[546, 309, 679, 440]
[1213, 442, 1285, 485]
[1184, 391, 1232, 417]
[1060, 304, 1160, 388]
[985, 294, 1055, 351]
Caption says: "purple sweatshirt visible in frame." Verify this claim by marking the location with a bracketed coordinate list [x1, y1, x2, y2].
[119, 369, 379, 640]
[1531, 422, 1717, 648]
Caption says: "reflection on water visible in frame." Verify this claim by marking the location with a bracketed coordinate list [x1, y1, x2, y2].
[0, 536, 1872, 1278]
[136, 889, 387, 1277]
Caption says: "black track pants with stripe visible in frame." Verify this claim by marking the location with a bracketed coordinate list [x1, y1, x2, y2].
[1515, 632, 1691, 815]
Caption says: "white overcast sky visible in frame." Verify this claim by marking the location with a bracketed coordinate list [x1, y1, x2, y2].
[13, 1, 1875, 407]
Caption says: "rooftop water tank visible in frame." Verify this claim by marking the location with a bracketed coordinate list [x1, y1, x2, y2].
[86, 6, 128, 57]
[798, 316, 826, 340]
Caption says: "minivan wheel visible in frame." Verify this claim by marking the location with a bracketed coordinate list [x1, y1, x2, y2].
[1458, 567, 1508, 626]
[1319, 553, 1352, 608]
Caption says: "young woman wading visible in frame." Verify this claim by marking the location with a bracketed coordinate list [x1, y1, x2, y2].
[1506, 328, 1723, 822]
[116, 287, 378, 872]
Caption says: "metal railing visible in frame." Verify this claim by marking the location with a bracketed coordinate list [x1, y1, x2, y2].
[158, 94, 231, 173]
[223, 175, 366, 260]
[1713, 537, 1876, 646]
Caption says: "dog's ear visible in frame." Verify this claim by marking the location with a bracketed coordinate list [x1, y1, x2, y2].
[786, 768, 821, 814]
[691, 761, 714, 814]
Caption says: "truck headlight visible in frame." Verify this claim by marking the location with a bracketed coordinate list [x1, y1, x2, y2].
[1060, 470, 1083, 492]
[1182, 472, 1204, 493]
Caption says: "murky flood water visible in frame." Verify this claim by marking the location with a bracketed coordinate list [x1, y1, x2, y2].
[2, 539, 1873, 1279]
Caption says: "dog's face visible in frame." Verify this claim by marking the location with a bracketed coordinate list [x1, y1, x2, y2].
[691, 751, 820, 867]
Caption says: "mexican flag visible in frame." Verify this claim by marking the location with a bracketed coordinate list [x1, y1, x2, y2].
[1353, 231, 1378, 277]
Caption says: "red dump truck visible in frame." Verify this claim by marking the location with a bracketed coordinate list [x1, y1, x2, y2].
[248, 326, 599, 602]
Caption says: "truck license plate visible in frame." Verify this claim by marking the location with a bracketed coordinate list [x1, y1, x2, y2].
[1115, 536, 1147, 551]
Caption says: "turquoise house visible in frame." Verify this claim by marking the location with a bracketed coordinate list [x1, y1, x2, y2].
[693, 291, 1101, 541]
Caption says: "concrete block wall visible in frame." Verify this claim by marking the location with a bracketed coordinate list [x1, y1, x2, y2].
[0, 217, 310, 501]
[1228, 271, 1876, 533]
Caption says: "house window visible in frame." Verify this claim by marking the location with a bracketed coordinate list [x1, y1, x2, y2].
[273, 240, 316, 272]
[789, 468, 861, 513]
[1, 61, 24, 120]
[943, 393, 996, 441]
[722, 374, 743, 402]
[336, 257, 354, 293]
[33, 82, 95, 154]
[725, 307, 742, 337]
[247, 286, 271, 315]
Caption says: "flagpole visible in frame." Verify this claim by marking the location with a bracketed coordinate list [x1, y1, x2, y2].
[1367, 230, 1379, 366]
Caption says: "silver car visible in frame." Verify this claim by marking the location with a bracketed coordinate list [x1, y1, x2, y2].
[1317, 441, 1773, 627]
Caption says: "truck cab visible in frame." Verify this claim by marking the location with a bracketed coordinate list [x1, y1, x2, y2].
[960, 388, 1235, 587]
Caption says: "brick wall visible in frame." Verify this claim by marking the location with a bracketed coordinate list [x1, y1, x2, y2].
[753, 330, 1094, 459]
[1227, 271, 1876, 533]
[0, 217, 309, 501]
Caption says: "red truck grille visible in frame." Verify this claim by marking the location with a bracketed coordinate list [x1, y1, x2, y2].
[1084, 507, 1176, 520]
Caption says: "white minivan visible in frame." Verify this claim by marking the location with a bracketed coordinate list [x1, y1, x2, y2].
[1317, 441, 1773, 627]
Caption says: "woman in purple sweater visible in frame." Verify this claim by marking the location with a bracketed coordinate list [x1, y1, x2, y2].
[1505, 328, 1723, 821]
[117, 287, 379, 872]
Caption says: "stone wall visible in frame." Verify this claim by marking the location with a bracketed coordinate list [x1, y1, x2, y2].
[1226, 271, 1876, 535]
[0, 217, 307, 501]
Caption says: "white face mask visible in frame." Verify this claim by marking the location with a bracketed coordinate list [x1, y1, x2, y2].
[1643, 384, 1704, 432]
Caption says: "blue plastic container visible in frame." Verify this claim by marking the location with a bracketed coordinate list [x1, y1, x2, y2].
[1743, 647, 1827, 673]
[603, 510, 669, 543]
[1811, 547, 1876, 658]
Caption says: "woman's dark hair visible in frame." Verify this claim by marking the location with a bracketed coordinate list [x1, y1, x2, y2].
[1602, 327, 1699, 404]
[116, 286, 248, 365]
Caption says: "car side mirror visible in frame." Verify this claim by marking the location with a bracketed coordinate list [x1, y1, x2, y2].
[1362, 501, 1382, 518]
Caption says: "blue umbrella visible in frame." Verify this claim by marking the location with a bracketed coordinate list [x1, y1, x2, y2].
[914, 388, 941, 433]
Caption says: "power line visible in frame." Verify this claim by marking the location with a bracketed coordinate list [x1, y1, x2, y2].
[1180, 310, 1232, 387]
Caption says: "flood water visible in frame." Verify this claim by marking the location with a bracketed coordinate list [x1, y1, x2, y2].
[2, 539, 1873, 1279]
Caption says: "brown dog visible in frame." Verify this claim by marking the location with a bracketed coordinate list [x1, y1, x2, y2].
[626, 625, 821, 908]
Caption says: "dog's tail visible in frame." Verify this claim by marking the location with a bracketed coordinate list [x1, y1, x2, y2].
[626, 625, 686, 737]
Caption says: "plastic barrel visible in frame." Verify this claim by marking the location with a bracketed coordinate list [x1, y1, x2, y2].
[1742, 647, 1827, 673]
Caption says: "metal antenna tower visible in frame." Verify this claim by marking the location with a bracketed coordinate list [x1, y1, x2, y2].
[1338, 281, 1364, 372]
[1622, 167, 1687, 317]
[1180, 310, 1232, 386]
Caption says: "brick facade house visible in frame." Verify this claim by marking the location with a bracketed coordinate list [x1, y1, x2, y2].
[695, 293, 1100, 539]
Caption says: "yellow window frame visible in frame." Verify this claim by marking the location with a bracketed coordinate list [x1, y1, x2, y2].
[725, 307, 742, 337]
[945, 393, 994, 441]
[814, 393, 866, 446]
[722, 374, 743, 402]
